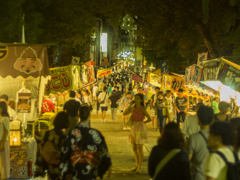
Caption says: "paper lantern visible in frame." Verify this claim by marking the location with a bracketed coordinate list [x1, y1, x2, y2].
[9, 131, 21, 147]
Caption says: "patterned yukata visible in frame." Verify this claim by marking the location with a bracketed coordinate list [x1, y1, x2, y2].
[35, 129, 66, 180]
[59, 122, 112, 180]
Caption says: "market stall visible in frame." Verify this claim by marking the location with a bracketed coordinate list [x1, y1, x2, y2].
[0, 44, 50, 178]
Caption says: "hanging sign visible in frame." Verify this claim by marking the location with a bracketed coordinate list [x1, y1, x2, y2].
[148, 72, 160, 87]
[202, 60, 220, 81]
[197, 52, 208, 67]
[45, 65, 73, 95]
[17, 93, 31, 113]
[0, 44, 50, 78]
[162, 75, 184, 91]
[81, 61, 95, 87]
[217, 60, 240, 91]
[192, 64, 203, 85]
[97, 68, 112, 79]
[160, 60, 168, 74]
[131, 74, 142, 82]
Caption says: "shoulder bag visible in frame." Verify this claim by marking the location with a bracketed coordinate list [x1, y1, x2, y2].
[153, 149, 180, 180]
[100, 93, 107, 104]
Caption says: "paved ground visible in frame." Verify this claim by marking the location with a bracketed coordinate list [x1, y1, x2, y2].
[90, 105, 160, 180]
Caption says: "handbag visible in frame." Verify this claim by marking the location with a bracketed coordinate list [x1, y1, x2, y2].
[41, 141, 61, 165]
[100, 93, 107, 104]
[153, 149, 180, 180]
[126, 114, 133, 127]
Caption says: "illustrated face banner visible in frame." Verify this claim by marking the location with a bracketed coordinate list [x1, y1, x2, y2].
[45, 65, 73, 94]
[0, 44, 49, 78]
[17, 93, 31, 113]
[10, 148, 28, 179]
[192, 65, 203, 85]
[218, 61, 240, 91]
[81, 61, 95, 88]
[162, 75, 185, 91]
[202, 61, 220, 81]
[97, 69, 112, 79]
[72, 66, 81, 89]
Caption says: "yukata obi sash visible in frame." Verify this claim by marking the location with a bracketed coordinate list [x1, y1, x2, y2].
[71, 151, 100, 167]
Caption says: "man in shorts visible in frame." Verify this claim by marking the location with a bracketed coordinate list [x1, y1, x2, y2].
[150, 87, 160, 130]
[97, 86, 109, 122]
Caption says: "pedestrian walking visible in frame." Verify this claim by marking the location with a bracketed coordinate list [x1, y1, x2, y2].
[108, 82, 113, 95]
[63, 91, 81, 132]
[121, 92, 132, 130]
[186, 105, 214, 180]
[165, 90, 175, 123]
[108, 92, 121, 123]
[96, 86, 103, 118]
[97, 86, 109, 122]
[214, 101, 230, 122]
[211, 95, 220, 114]
[92, 84, 99, 102]
[35, 112, 69, 180]
[123, 94, 151, 173]
[175, 89, 188, 126]
[59, 106, 112, 180]
[154, 91, 169, 133]
[0, 101, 10, 180]
[148, 123, 191, 180]
[230, 118, 240, 156]
[205, 121, 236, 180]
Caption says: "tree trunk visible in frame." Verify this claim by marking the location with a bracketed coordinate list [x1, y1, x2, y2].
[195, 23, 216, 59]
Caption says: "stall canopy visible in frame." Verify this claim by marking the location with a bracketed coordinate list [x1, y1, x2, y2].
[0, 44, 50, 121]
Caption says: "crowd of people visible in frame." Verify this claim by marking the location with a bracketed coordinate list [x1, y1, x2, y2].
[1, 71, 240, 180]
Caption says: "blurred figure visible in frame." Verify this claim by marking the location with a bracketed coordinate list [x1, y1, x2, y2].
[230, 118, 240, 156]
[64, 91, 81, 132]
[165, 90, 175, 123]
[205, 122, 235, 180]
[121, 92, 132, 130]
[0, 94, 17, 121]
[182, 103, 203, 139]
[35, 111, 69, 180]
[186, 105, 214, 180]
[92, 84, 99, 102]
[211, 95, 220, 114]
[148, 123, 190, 180]
[0, 101, 10, 180]
[59, 107, 112, 180]
[96, 86, 103, 118]
[146, 87, 154, 110]
[108, 92, 121, 123]
[214, 101, 230, 122]
[97, 86, 109, 122]
[175, 89, 188, 125]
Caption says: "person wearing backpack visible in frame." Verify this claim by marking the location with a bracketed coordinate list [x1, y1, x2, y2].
[148, 123, 191, 180]
[205, 121, 236, 180]
[186, 105, 214, 180]
[35, 111, 69, 179]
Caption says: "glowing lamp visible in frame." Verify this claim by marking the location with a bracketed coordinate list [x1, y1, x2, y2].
[9, 131, 21, 147]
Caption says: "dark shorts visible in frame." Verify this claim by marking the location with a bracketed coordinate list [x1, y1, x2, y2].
[101, 106, 108, 112]
[97, 102, 100, 111]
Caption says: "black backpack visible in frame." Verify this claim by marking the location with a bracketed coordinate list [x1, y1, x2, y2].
[215, 151, 240, 180]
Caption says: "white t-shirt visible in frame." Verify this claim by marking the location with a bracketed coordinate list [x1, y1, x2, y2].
[93, 86, 99, 96]
[98, 92, 109, 107]
[205, 147, 239, 180]
[0, 116, 10, 140]
[166, 97, 173, 112]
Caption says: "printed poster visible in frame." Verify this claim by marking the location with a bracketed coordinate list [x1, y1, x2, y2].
[17, 93, 31, 113]
[53, 46, 62, 65]
[218, 60, 240, 91]
[148, 72, 160, 87]
[81, 61, 95, 88]
[202, 60, 220, 81]
[192, 65, 203, 85]
[97, 68, 112, 79]
[10, 148, 28, 179]
[161, 60, 168, 74]
[185, 66, 191, 85]
[45, 65, 73, 95]
[162, 75, 184, 91]
[198, 52, 208, 67]
[0, 44, 49, 78]
[72, 65, 81, 89]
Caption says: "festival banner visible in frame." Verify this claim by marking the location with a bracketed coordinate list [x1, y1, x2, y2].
[81, 61, 95, 87]
[202, 60, 220, 81]
[162, 74, 184, 92]
[97, 68, 112, 79]
[185, 66, 191, 85]
[189, 64, 203, 85]
[72, 65, 81, 89]
[9, 148, 28, 179]
[161, 60, 168, 74]
[0, 44, 50, 78]
[53, 46, 62, 65]
[217, 60, 240, 91]
[184, 87, 211, 100]
[197, 52, 208, 67]
[148, 72, 160, 87]
[17, 93, 31, 113]
[131, 74, 142, 83]
[45, 65, 73, 95]
[72, 56, 80, 65]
